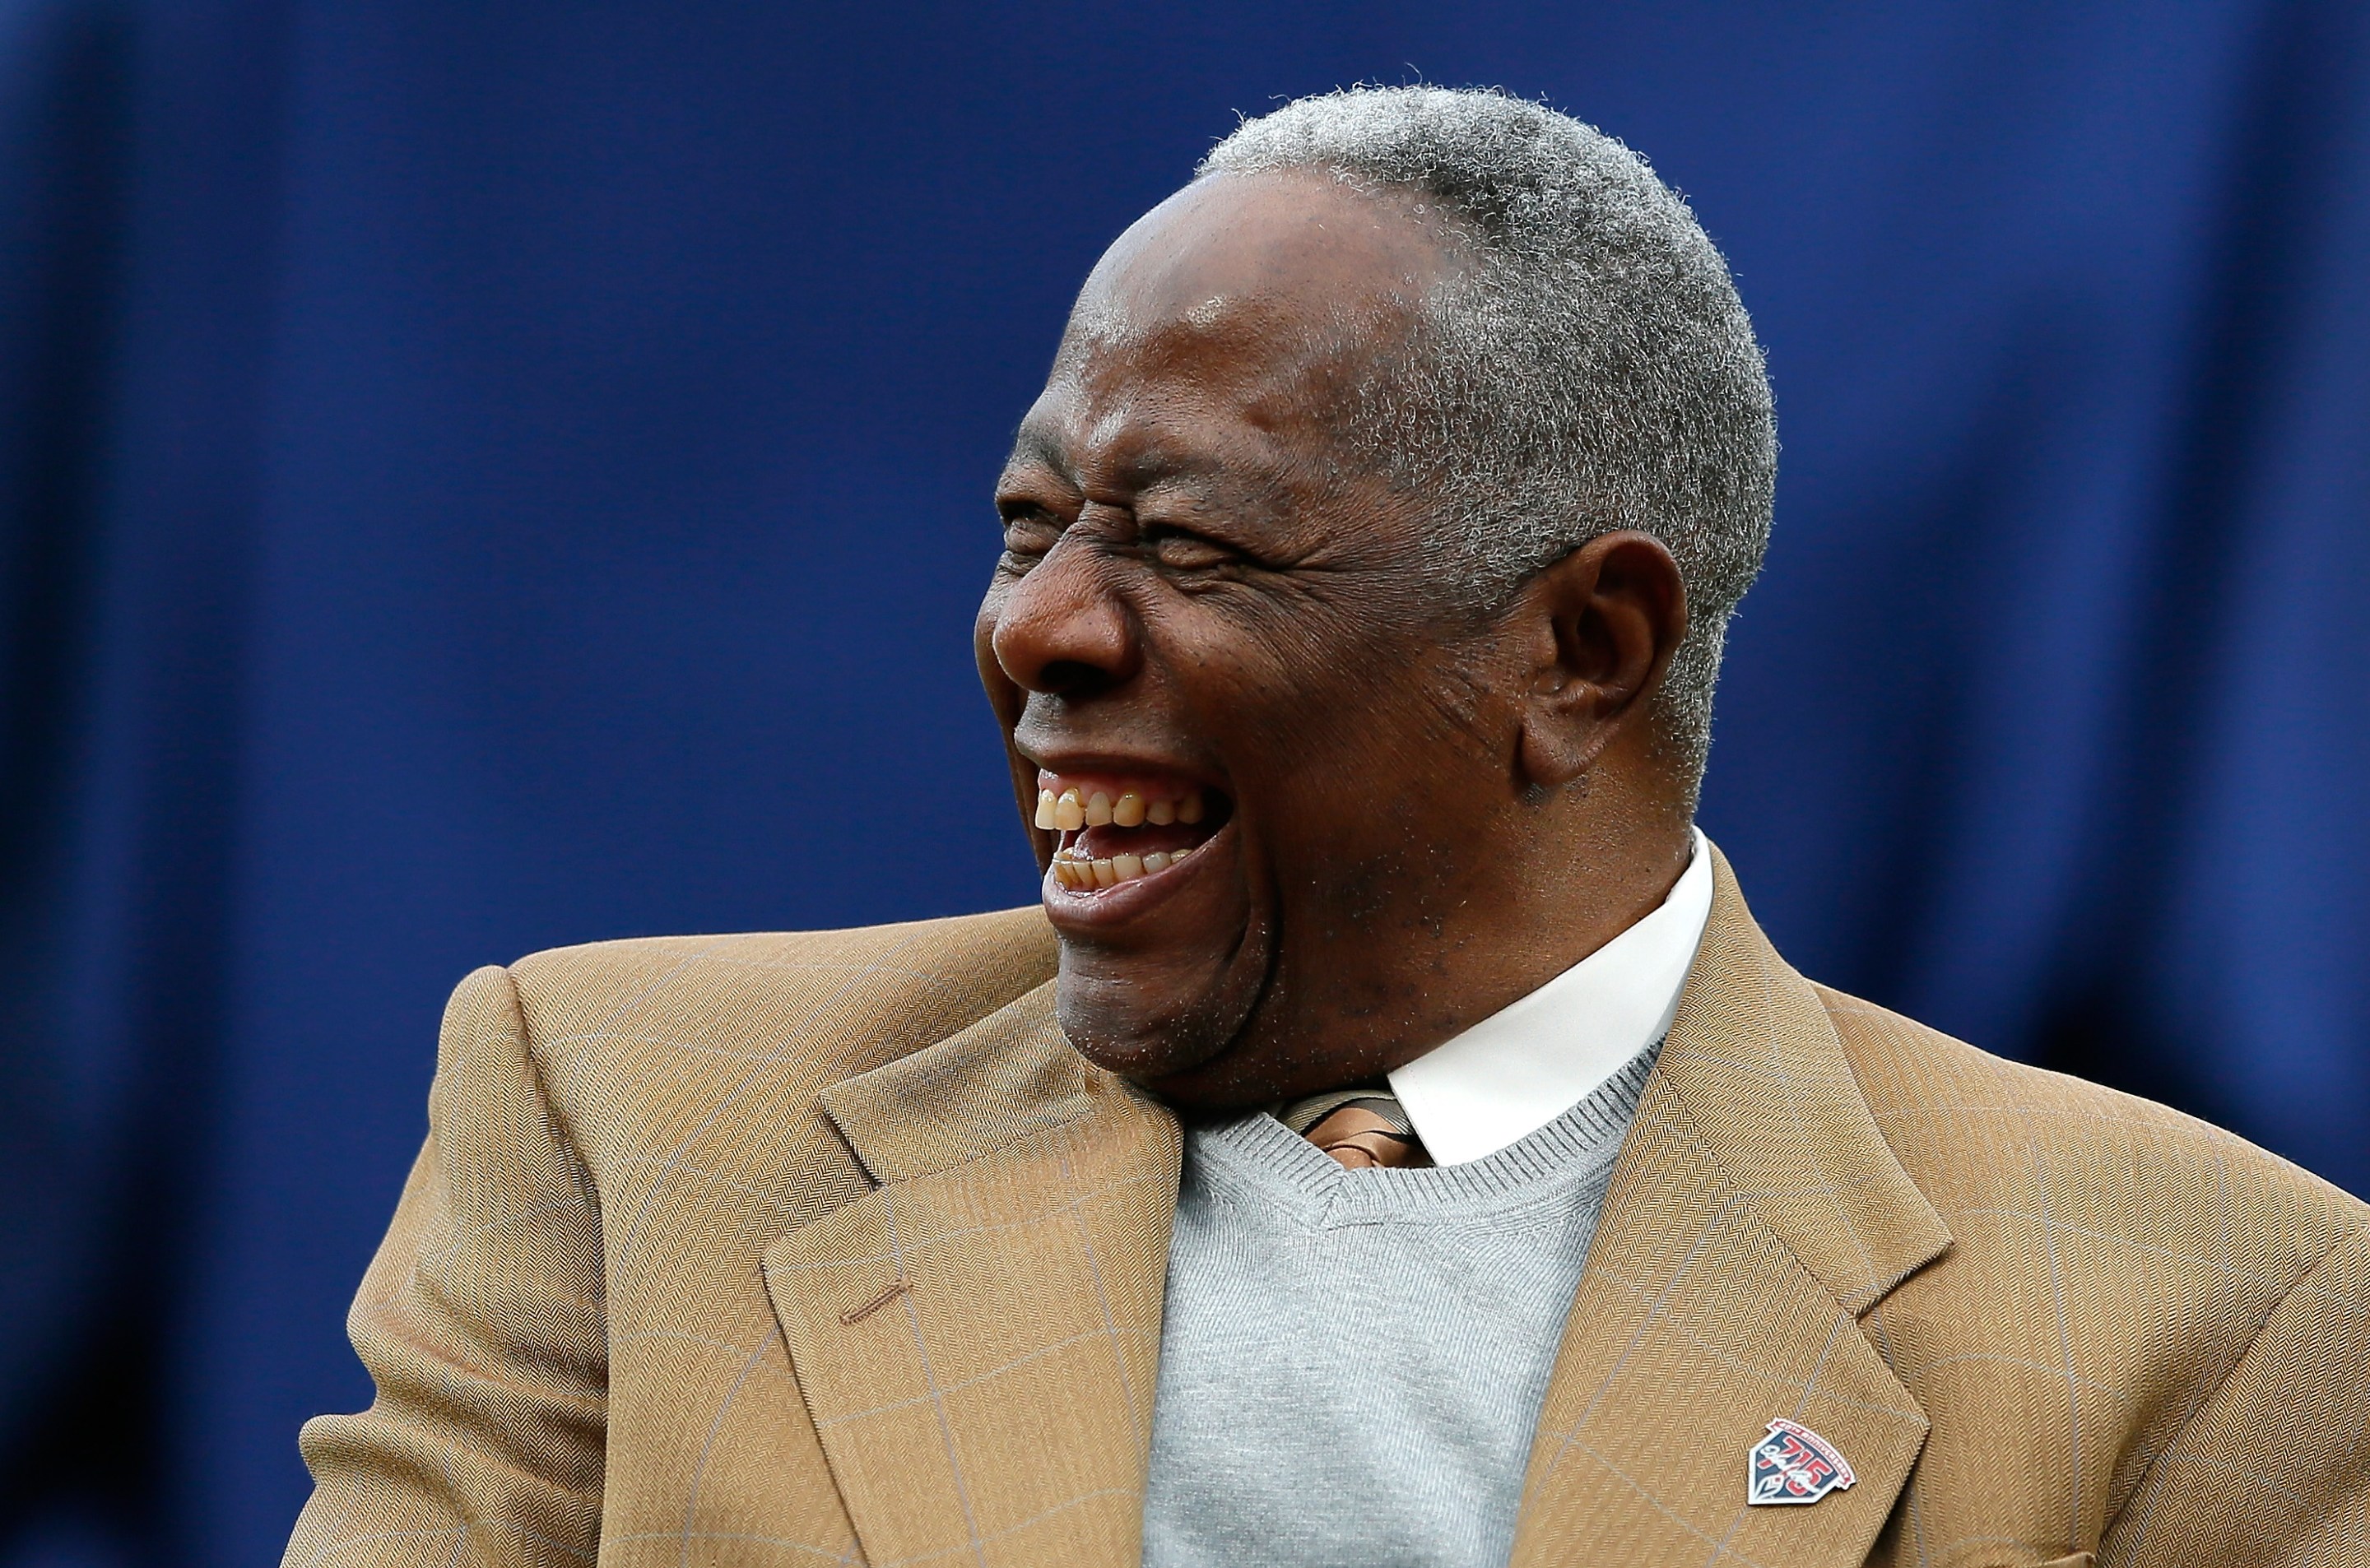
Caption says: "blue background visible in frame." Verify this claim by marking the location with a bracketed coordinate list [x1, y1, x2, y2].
[2, 2, 2363, 1562]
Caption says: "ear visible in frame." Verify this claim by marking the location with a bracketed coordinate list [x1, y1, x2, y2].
[1513, 531, 1688, 789]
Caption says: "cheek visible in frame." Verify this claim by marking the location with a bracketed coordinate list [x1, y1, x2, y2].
[1232, 624, 1517, 878]
[1244, 676, 1505, 880]
[1152, 573, 1515, 810]
[1243, 631, 1503, 782]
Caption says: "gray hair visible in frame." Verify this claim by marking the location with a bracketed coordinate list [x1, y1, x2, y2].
[1196, 86, 1776, 797]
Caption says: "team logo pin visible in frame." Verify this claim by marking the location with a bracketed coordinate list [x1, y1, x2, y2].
[1747, 1417, 1856, 1505]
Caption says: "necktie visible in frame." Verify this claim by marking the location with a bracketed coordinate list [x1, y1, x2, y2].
[1278, 1086, 1431, 1169]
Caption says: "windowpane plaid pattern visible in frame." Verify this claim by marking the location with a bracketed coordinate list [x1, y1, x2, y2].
[286, 849, 2369, 1568]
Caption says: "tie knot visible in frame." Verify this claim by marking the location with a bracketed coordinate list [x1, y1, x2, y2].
[1279, 1088, 1430, 1170]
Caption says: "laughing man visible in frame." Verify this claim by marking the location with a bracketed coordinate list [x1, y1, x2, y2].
[286, 87, 2370, 1568]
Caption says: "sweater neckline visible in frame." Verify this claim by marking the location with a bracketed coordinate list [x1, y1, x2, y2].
[1185, 1041, 1657, 1227]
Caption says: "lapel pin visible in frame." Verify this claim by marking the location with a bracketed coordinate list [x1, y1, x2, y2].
[1748, 1417, 1856, 1505]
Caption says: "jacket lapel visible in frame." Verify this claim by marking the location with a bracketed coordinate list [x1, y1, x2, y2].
[766, 842, 1950, 1568]
[1513, 845, 1954, 1567]
[762, 981, 1180, 1568]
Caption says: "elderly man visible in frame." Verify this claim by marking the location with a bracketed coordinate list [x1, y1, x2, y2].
[286, 88, 2368, 1568]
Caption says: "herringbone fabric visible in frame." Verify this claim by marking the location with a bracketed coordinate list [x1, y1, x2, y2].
[285, 847, 2370, 1568]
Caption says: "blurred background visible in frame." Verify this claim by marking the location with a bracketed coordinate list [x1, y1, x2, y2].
[1, 0, 2363, 1561]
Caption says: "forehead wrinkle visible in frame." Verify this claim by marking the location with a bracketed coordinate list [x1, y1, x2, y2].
[1006, 403, 1243, 508]
[1027, 357, 1280, 494]
[1060, 321, 1385, 485]
[1072, 289, 1406, 387]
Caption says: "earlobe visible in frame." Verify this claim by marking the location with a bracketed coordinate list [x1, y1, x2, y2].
[1515, 649, 1619, 788]
[1517, 708, 1597, 789]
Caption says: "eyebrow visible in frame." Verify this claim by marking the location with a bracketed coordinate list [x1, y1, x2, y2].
[1001, 425, 1232, 503]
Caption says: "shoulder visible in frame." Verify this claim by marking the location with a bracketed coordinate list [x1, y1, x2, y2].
[1813, 985, 2370, 1550]
[1810, 991, 2370, 1555]
[1816, 981, 2368, 1282]
[463, 906, 1057, 1176]
[1819, 975, 2369, 1379]
[503, 903, 1057, 1059]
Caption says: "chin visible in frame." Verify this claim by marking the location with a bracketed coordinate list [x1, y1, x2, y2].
[1056, 961, 1243, 1083]
[1026, 763, 1312, 1108]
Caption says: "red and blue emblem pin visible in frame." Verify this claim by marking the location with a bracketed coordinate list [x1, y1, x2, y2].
[1747, 1417, 1856, 1505]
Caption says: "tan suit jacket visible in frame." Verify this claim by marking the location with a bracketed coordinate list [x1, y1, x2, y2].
[286, 847, 2370, 1568]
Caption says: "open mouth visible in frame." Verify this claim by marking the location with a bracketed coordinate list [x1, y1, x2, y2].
[1034, 770, 1234, 892]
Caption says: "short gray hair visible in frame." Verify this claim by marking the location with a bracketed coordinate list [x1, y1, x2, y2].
[1197, 86, 1776, 796]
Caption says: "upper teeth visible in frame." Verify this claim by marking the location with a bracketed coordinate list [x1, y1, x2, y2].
[1034, 786, 1206, 833]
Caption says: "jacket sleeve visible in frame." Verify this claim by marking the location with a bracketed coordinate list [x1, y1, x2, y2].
[282, 965, 607, 1568]
[2107, 1222, 2370, 1567]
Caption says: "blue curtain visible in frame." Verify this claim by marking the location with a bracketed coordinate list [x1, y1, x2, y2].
[1, 2, 2363, 1561]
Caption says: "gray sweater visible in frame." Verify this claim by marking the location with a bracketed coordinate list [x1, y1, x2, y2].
[1141, 1044, 1657, 1568]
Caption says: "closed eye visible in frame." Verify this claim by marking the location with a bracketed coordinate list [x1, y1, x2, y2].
[999, 509, 1062, 561]
[1145, 526, 1238, 572]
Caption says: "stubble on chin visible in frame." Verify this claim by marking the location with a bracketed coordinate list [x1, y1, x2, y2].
[1052, 931, 1275, 1106]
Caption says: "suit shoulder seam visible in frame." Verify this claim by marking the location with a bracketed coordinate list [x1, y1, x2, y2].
[490, 961, 606, 1235]
[506, 906, 1048, 972]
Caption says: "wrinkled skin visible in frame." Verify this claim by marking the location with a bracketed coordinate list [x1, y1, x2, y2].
[976, 170, 1694, 1110]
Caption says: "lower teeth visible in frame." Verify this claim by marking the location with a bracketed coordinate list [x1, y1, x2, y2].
[1054, 843, 1192, 890]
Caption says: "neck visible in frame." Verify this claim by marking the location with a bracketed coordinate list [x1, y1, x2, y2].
[1152, 810, 1695, 1111]
[1429, 810, 1694, 1041]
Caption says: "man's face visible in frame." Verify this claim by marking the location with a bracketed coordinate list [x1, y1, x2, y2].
[977, 172, 1537, 1108]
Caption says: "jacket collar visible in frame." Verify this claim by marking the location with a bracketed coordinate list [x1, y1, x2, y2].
[1652, 841, 1952, 1315]
[816, 972, 1122, 1183]
[814, 843, 1949, 1315]
[764, 982, 1175, 1568]
[769, 842, 1951, 1567]
[1508, 842, 1951, 1565]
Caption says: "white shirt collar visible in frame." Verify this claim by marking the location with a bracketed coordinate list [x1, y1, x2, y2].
[1386, 828, 1713, 1166]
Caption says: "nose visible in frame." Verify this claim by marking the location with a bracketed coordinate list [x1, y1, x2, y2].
[989, 525, 1141, 700]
